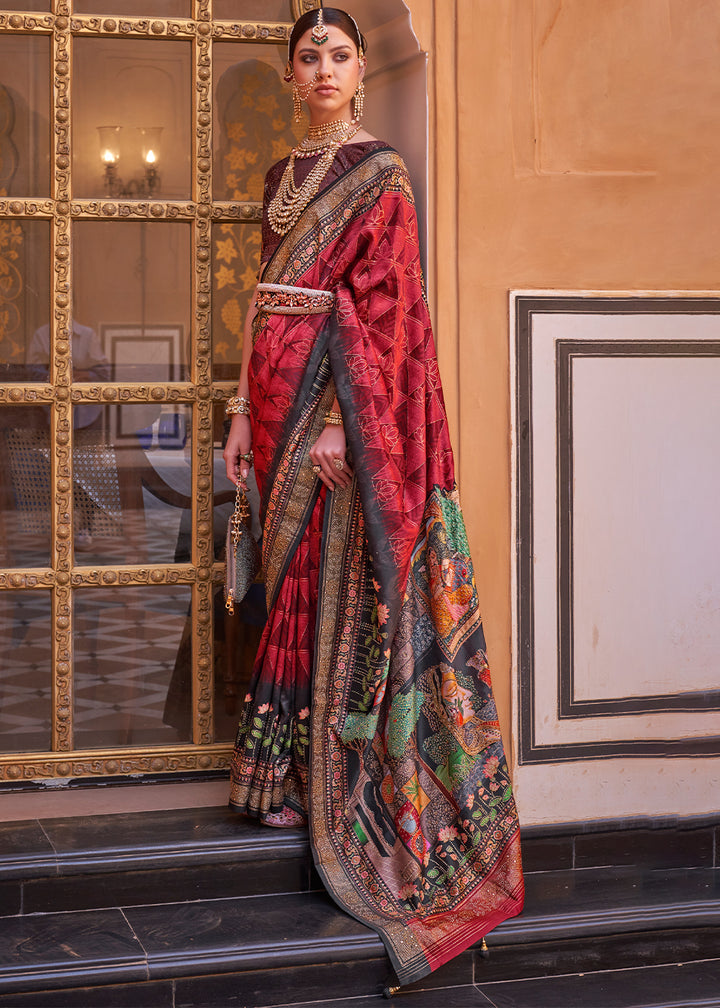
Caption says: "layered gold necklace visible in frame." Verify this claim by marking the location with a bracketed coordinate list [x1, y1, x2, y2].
[268, 118, 361, 236]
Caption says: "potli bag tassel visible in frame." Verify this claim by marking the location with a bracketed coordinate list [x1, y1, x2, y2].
[225, 482, 261, 614]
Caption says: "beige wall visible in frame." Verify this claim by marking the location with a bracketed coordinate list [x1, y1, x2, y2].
[406, 0, 720, 763]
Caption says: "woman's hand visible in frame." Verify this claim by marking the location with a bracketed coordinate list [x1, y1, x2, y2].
[310, 423, 353, 491]
[223, 414, 253, 488]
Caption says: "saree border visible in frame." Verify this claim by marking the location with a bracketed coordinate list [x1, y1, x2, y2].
[310, 481, 430, 981]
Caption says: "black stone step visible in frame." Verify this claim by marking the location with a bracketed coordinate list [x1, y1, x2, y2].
[1, 809, 718, 1005]
[0, 808, 315, 913]
[0, 867, 717, 1003]
[265, 960, 720, 1008]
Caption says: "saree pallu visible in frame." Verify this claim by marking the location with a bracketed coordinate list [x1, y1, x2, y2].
[229, 146, 524, 984]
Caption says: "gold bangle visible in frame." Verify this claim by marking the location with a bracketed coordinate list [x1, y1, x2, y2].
[226, 395, 251, 417]
[325, 410, 343, 426]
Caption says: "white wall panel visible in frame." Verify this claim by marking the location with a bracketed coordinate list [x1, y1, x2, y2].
[511, 295, 720, 825]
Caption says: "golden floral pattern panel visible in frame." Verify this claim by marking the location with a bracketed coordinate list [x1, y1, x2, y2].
[211, 41, 300, 380]
[0, 219, 51, 379]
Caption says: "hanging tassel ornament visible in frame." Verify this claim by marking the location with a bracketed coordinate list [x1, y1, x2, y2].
[354, 81, 365, 120]
[286, 63, 320, 123]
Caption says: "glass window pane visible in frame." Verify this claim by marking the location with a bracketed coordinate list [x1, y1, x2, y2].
[0, 407, 52, 568]
[212, 221, 261, 381]
[73, 221, 191, 382]
[77, 0, 189, 17]
[215, 1, 291, 21]
[211, 403, 264, 742]
[73, 39, 192, 200]
[0, 591, 52, 753]
[7, 0, 51, 10]
[74, 585, 192, 748]
[0, 36, 51, 196]
[71, 403, 192, 566]
[213, 40, 298, 202]
[0, 219, 51, 381]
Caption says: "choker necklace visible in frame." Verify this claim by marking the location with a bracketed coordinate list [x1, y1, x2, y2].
[268, 119, 361, 236]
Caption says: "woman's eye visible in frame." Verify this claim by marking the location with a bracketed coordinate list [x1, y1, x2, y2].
[300, 54, 316, 64]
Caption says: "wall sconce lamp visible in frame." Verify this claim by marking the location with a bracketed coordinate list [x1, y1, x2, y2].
[97, 125, 163, 197]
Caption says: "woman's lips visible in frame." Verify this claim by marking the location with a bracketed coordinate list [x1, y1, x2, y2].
[315, 86, 337, 95]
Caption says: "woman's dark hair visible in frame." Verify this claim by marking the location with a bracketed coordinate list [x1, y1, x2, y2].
[289, 7, 368, 61]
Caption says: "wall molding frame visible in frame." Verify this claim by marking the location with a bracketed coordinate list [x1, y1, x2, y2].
[512, 293, 720, 769]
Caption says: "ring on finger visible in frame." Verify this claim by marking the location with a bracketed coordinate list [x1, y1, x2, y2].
[312, 464, 322, 475]
[332, 458, 344, 471]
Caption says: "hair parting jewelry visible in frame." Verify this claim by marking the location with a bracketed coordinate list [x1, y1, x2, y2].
[311, 4, 329, 46]
[225, 395, 251, 416]
[347, 13, 365, 62]
[288, 7, 367, 65]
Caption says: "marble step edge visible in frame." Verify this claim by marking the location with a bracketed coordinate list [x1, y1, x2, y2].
[492, 896, 720, 945]
[5, 806, 716, 882]
[0, 812, 309, 879]
[1, 886, 719, 995]
[0, 910, 383, 995]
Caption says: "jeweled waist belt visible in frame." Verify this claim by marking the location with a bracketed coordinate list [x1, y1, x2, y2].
[255, 282, 335, 315]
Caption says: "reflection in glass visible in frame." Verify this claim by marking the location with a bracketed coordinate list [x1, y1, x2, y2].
[0, 407, 52, 568]
[74, 586, 192, 748]
[213, 41, 297, 202]
[71, 403, 193, 566]
[73, 221, 191, 382]
[214, 0, 291, 22]
[77, 0, 189, 18]
[0, 219, 51, 382]
[73, 38, 191, 200]
[212, 42, 296, 381]
[28, 318, 111, 388]
[0, 592, 52, 753]
[211, 402, 265, 742]
[0, 36, 51, 196]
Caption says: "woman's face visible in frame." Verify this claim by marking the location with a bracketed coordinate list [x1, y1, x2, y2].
[292, 23, 365, 123]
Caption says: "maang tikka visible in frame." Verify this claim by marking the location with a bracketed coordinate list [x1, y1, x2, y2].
[311, 4, 329, 46]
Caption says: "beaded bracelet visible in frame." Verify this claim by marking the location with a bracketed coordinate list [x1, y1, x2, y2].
[325, 410, 344, 426]
[226, 395, 251, 417]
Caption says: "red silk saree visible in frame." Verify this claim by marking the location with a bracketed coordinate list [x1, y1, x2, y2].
[229, 145, 524, 984]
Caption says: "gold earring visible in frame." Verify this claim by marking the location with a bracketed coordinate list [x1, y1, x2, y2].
[354, 81, 365, 120]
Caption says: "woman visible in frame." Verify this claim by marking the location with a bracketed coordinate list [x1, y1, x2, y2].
[224, 5, 523, 987]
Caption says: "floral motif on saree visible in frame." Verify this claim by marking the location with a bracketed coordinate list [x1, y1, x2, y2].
[230, 145, 523, 984]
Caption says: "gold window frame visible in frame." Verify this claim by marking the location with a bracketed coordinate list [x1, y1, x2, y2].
[0, 0, 320, 785]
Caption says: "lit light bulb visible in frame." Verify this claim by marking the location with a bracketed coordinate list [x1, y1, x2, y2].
[97, 126, 121, 168]
[145, 149, 157, 166]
